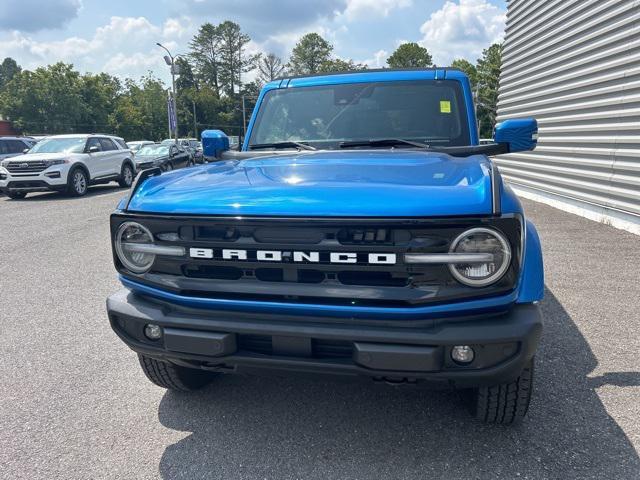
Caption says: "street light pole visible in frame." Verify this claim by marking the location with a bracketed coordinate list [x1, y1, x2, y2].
[157, 42, 179, 144]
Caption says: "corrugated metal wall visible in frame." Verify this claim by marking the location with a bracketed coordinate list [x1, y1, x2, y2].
[495, 0, 640, 218]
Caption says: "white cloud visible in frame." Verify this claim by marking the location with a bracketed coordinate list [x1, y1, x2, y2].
[0, 16, 192, 83]
[419, 0, 505, 65]
[343, 0, 412, 20]
[360, 49, 388, 68]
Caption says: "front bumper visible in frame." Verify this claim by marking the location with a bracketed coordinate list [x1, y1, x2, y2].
[107, 288, 542, 387]
[0, 168, 68, 193]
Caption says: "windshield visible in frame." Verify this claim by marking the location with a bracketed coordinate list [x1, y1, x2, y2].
[137, 145, 168, 156]
[249, 80, 470, 149]
[127, 142, 146, 152]
[29, 137, 86, 154]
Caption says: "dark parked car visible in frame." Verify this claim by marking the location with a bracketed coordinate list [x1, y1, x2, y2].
[134, 144, 192, 172]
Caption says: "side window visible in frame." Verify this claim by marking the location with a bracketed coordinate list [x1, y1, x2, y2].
[170, 146, 177, 156]
[86, 138, 102, 152]
[6, 140, 26, 153]
[99, 138, 117, 151]
[113, 138, 127, 149]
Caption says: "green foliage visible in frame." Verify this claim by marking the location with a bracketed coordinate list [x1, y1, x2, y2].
[0, 57, 21, 90]
[451, 58, 477, 87]
[475, 43, 502, 138]
[321, 58, 368, 73]
[288, 33, 334, 75]
[188, 23, 223, 96]
[387, 43, 433, 68]
[216, 20, 260, 96]
[188, 21, 258, 97]
[0, 63, 86, 133]
[109, 75, 168, 141]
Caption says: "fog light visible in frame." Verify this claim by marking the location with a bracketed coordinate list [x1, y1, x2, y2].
[144, 324, 163, 340]
[451, 345, 475, 364]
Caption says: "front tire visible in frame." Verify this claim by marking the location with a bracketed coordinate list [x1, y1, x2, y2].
[471, 357, 534, 424]
[6, 191, 27, 199]
[67, 168, 88, 196]
[118, 163, 134, 188]
[138, 354, 215, 391]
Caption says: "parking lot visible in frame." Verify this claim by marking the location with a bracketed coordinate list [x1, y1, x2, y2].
[0, 187, 639, 479]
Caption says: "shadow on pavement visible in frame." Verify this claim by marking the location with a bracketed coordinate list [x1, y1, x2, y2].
[156, 289, 640, 479]
[0, 184, 127, 202]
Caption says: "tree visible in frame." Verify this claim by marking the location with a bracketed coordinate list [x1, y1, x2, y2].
[386, 43, 433, 68]
[217, 21, 260, 96]
[189, 23, 223, 96]
[0, 57, 21, 90]
[258, 53, 286, 84]
[475, 43, 502, 138]
[0, 63, 85, 133]
[320, 58, 368, 73]
[451, 58, 477, 88]
[80, 72, 121, 132]
[109, 75, 167, 141]
[175, 57, 197, 91]
[288, 33, 333, 75]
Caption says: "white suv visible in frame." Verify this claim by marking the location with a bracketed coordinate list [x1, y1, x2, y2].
[0, 134, 135, 199]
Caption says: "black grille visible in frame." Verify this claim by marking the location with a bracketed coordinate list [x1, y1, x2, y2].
[5, 161, 48, 173]
[112, 214, 523, 308]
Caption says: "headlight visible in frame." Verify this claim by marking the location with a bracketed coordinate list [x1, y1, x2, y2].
[115, 222, 156, 273]
[448, 227, 511, 287]
[45, 159, 69, 167]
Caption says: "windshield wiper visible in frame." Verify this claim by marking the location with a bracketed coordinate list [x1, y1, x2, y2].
[339, 138, 430, 149]
[249, 141, 316, 151]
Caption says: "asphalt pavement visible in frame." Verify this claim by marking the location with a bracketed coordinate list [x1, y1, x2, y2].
[0, 185, 639, 479]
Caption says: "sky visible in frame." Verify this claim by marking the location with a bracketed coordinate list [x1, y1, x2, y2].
[0, 0, 507, 85]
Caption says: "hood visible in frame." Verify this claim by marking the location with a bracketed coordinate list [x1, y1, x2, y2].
[135, 153, 168, 162]
[4, 152, 71, 162]
[126, 150, 494, 217]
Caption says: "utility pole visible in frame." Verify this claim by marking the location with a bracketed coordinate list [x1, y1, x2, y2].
[157, 42, 179, 144]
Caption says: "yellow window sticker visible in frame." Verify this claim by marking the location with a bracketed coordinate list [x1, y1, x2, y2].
[440, 100, 451, 113]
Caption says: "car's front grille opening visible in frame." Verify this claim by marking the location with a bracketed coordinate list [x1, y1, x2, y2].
[6, 162, 48, 173]
[338, 271, 409, 287]
[183, 265, 243, 280]
[129, 215, 522, 308]
[253, 227, 324, 244]
[298, 269, 325, 284]
[194, 226, 239, 241]
[255, 268, 283, 282]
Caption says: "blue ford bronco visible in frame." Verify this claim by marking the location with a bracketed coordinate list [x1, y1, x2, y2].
[107, 68, 543, 424]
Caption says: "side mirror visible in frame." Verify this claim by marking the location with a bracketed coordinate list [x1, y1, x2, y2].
[88, 145, 100, 153]
[494, 118, 538, 153]
[22, 148, 29, 154]
[201, 129, 230, 159]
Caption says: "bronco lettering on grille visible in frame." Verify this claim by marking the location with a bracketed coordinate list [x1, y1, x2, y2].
[189, 248, 397, 265]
